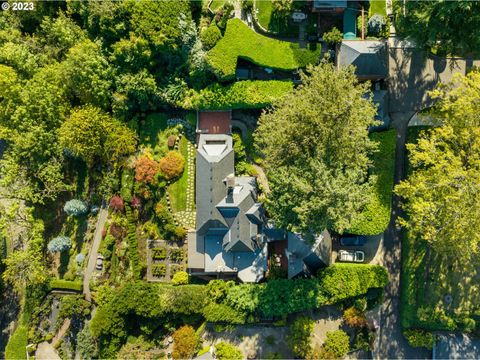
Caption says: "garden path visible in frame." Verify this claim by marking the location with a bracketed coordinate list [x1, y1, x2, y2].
[35, 342, 60, 360]
[83, 206, 108, 302]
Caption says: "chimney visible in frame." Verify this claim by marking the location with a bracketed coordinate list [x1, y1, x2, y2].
[226, 173, 235, 203]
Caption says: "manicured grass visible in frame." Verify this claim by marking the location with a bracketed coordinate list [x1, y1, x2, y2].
[139, 113, 169, 147]
[190, 80, 293, 110]
[206, 19, 321, 80]
[347, 130, 396, 235]
[168, 136, 189, 212]
[50, 278, 83, 291]
[5, 324, 28, 360]
[255, 0, 299, 36]
[369, 0, 387, 17]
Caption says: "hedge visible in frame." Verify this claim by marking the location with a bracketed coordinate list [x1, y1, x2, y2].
[185, 80, 293, 110]
[202, 303, 246, 324]
[206, 19, 321, 80]
[50, 279, 83, 292]
[347, 130, 396, 235]
[125, 205, 142, 279]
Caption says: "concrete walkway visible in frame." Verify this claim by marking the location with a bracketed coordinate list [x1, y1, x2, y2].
[36, 342, 61, 360]
[83, 206, 108, 302]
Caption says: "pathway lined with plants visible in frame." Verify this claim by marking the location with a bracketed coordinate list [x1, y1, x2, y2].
[83, 206, 108, 302]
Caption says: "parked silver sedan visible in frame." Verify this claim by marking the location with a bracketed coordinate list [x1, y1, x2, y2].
[338, 250, 365, 263]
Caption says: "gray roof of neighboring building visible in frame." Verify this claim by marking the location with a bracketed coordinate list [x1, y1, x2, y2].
[286, 230, 332, 278]
[338, 40, 388, 79]
[434, 334, 480, 360]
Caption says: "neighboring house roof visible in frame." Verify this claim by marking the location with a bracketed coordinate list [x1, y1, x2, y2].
[189, 133, 267, 282]
[434, 334, 480, 360]
[286, 230, 332, 278]
[197, 111, 231, 135]
[337, 40, 388, 80]
[313, 0, 347, 9]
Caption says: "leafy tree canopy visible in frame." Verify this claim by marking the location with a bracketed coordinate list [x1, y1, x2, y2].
[255, 62, 378, 234]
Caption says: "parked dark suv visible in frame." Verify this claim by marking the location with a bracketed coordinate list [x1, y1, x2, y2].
[340, 235, 367, 246]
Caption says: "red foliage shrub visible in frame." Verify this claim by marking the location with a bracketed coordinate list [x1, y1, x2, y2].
[159, 151, 185, 180]
[109, 223, 126, 239]
[134, 156, 160, 184]
[131, 196, 141, 209]
[109, 195, 124, 212]
[167, 135, 177, 148]
[101, 228, 107, 239]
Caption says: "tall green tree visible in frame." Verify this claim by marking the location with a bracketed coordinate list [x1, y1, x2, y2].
[255, 63, 378, 234]
[395, 1, 480, 56]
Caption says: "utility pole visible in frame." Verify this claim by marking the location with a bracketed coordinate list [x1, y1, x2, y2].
[361, 5, 365, 40]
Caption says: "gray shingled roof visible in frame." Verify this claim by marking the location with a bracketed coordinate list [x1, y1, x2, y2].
[338, 40, 388, 79]
[190, 134, 267, 282]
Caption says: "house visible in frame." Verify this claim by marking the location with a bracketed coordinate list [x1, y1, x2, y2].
[433, 334, 480, 359]
[286, 230, 332, 278]
[187, 133, 268, 283]
[337, 40, 388, 81]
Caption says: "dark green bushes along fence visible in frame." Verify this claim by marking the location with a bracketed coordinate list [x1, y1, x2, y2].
[91, 264, 388, 357]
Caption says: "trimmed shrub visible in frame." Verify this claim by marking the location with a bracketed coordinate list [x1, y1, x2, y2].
[159, 151, 185, 180]
[170, 248, 184, 263]
[318, 264, 389, 304]
[64, 199, 88, 216]
[287, 316, 314, 358]
[172, 271, 189, 286]
[206, 19, 321, 80]
[5, 325, 28, 360]
[323, 27, 343, 45]
[343, 306, 367, 328]
[75, 253, 85, 265]
[172, 325, 199, 360]
[167, 135, 177, 148]
[201, 24, 222, 50]
[47, 236, 72, 253]
[120, 168, 134, 202]
[215, 342, 243, 360]
[152, 247, 167, 260]
[131, 195, 141, 209]
[202, 303, 246, 324]
[50, 279, 83, 292]
[109, 195, 124, 212]
[152, 264, 166, 277]
[187, 80, 293, 110]
[134, 156, 160, 184]
[403, 329, 435, 349]
[323, 330, 350, 358]
[109, 223, 126, 239]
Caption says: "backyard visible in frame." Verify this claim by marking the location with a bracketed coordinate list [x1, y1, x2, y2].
[255, 0, 300, 36]
[206, 19, 321, 79]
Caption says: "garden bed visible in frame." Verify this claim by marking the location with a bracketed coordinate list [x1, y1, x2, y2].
[206, 19, 321, 80]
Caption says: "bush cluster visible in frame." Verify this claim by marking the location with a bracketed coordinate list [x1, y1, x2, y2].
[64, 199, 89, 217]
[159, 151, 185, 180]
[403, 329, 435, 349]
[47, 236, 72, 253]
[201, 24, 222, 50]
[214, 342, 243, 360]
[187, 80, 293, 110]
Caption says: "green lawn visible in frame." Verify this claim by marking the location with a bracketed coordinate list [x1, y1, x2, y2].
[5, 324, 28, 360]
[139, 113, 169, 147]
[369, 0, 387, 17]
[347, 130, 396, 235]
[168, 136, 189, 212]
[206, 19, 321, 80]
[400, 126, 479, 331]
[255, 0, 299, 36]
